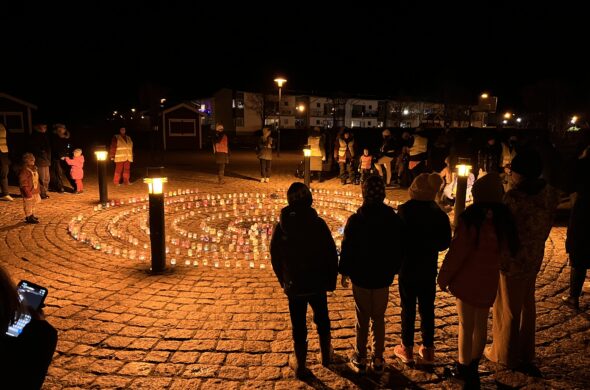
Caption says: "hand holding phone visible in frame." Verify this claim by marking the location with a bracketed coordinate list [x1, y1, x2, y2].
[5, 280, 48, 337]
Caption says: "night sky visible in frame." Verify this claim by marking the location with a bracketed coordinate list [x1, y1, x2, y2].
[1, 1, 587, 123]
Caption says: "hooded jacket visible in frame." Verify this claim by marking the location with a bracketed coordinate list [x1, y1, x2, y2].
[339, 202, 405, 289]
[270, 206, 338, 295]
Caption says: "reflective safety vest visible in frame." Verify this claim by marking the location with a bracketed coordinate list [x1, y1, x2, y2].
[114, 135, 133, 162]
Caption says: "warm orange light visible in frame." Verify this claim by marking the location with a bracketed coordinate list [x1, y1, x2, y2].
[480, 93, 489, 99]
[571, 115, 579, 124]
[297, 104, 305, 112]
[303, 145, 312, 157]
[503, 112, 512, 119]
[274, 78, 287, 88]
[144, 177, 168, 194]
[95, 150, 108, 161]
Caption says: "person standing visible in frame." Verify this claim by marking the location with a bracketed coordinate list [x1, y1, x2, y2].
[270, 183, 339, 378]
[438, 173, 519, 387]
[0, 124, 13, 201]
[394, 173, 451, 365]
[50, 124, 71, 193]
[485, 149, 558, 376]
[339, 175, 405, 374]
[28, 124, 51, 198]
[257, 127, 273, 183]
[63, 148, 85, 194]
[18, 153, 42, 224]
[308, 126, 326, 182]
[374, 129, 397, 187]
[109, 127, 133, 186]
[212, 124, 229, 184]
[477, 134, 501, 178]
[334, 128, 356, 185]
[562, 145, 590, 310]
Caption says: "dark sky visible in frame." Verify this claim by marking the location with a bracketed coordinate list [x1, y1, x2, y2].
[1, 1, 587, 122]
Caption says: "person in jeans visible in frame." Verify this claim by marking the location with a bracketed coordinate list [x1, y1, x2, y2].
[270, 183, 338, 379]
[339, 175, 405, 374]
[394, 173, 451, 365]
[438, 173, 519, 387]
[28, 123, 51, 198]
[257, 127, 273, 183]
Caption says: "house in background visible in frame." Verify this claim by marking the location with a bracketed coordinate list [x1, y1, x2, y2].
[161, 103, 204, 150]
[0, 92, 37, 155]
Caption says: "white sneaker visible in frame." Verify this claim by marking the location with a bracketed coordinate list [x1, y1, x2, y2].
[0, 195, 14, 201]
[260, 178, 265, 183]
[265, 178, 270, 183]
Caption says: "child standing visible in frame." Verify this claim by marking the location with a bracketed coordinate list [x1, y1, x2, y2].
[63, 149, 85, 194]
[437, 173, 518, 387]
[359, 148, 373, 183]
[19, 153, 41, 224]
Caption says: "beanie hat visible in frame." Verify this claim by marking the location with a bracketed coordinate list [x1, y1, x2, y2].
[510, 149, 543, 179]
[408, 173, 442, 201]
[362, 175, 386, 204]
[472, 173, 504, 204]
[287, 182, 312, 208]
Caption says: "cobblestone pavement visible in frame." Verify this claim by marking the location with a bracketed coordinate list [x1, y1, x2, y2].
[1, 151, 588, 389]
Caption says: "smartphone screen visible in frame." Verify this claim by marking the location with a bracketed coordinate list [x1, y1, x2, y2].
[5, 281, 47, 338]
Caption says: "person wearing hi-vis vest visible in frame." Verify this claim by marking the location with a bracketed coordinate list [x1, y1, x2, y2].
[109, 127, 133, 185]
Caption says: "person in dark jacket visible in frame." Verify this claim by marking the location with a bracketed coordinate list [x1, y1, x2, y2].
[394, 173, 451, 365]
[257, 127, 273, 183]
[28, 124, 52, 198]
[339, 175, 405, 374]
[334, 128, 356, 185]
[0, 265, 58, 390]
[50, 124, 72, 193]
[270, 183, 339, 378]
[374, 129, 398, 187]
[477, 135, 501, 178]
[563, 145, 590, 310]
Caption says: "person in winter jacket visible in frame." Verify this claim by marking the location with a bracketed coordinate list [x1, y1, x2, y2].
[334, 128, 356, 185]
[339, 175, 405, 374]
[563, 145, 590, 310]
[50, 124, 72, 193]
[257, 127, 273, 183]
[63, 149, 85, 194]
[374, 129, 397, 186]
[359, 148, 373, 184]
[28, 124, 51, 198]
[485, 149, 558, 375]
[0, 124, 12, 201]
[394, 173, 451, 365]
[19, 153, 41, 224]
[212, 123, 229, 184]
[438, 173, 519, 387]
[109, 127, 133, 186]
[270, 183, 339, 379]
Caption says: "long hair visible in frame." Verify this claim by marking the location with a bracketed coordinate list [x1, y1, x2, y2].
[460, 202, 519, 256]
[0, 265, 22, 333]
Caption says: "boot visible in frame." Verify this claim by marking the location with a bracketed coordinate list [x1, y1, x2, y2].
[289, 341, 310, 379]
[444, 362, 470, 383]
[318, 333, 333, 367]
[466, 359, 481, 389]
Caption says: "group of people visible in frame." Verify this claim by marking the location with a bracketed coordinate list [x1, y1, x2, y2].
[270, 144, 576, 388]
[0, 124, 134, 224]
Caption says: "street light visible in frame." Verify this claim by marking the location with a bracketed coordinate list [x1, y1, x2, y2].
[144, 167, 168, 274]
[503, 112, 512, 120]
[453, 158, 472, 227]
[95, 146, 109, 205]
[480, 93, 489, 99]
[274, 77, 287, 157]
[303, 145, 311, 187]
[571, 115, 579, 124]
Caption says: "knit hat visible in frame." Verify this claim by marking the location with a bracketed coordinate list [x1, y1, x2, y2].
[287, 182, 313, 208]
[408, 173, 443, 201]
[510, 149, 543, 179]
[362, 175, 386, 204]
[472, 173, 504, 204]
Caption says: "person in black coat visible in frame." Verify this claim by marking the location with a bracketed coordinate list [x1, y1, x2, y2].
[28, 124, 52, 198]
[0, 266, 58, 390]
[563, 145, 590, 310]
[477, 134, 502, 178]
[394, 173, 451, 365]
[270, 183, 338, 378]
[50, 124, 72, 192]
[339, 175, 405, 373]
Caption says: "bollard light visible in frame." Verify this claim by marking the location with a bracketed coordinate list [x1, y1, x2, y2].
[303, 145, 311, 187]
[453, 158, 472, 227]
[95, 146, 109, 205]
[144, 167, 167, 273]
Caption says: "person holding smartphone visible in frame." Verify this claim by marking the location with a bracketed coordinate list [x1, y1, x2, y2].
[0, 265, 58, 389]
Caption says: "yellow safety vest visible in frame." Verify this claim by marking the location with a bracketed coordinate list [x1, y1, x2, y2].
[114, 135, 133, 163]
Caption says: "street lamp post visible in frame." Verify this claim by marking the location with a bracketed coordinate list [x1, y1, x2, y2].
[144, 167, 168, 274]
[453, 158, 472, 227]
[95, 147, 109, 205]
[274, 77, 287, 157]
[303, 145, 311, 187]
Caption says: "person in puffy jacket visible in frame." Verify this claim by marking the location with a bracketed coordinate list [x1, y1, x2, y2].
[339, 175, 405, 374]
[270, 182, 338, 378]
